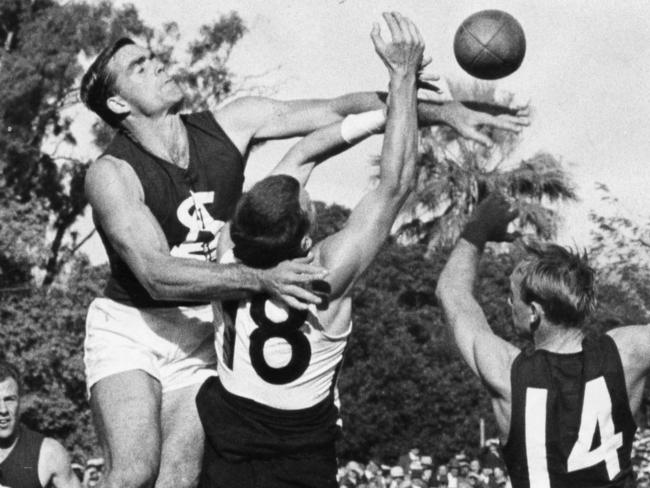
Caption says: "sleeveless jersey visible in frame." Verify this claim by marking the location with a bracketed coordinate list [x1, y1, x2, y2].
[197, 251, 351, 460]
[502, 334, 636, 488]
[97, 111, 244, 308]
[0, 425, 44, 488]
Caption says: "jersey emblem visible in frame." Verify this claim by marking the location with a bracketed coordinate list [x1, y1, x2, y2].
[171, 191, 225, 261]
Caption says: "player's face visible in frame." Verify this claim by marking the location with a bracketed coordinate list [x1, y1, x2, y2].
[509, 267, 531, 337]
[0, 377, 20, 441]
[108, 44, 184, 118]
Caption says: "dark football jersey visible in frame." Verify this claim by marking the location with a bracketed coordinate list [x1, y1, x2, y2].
[96, 111, 244, 307]
[502, 334, 636, 488]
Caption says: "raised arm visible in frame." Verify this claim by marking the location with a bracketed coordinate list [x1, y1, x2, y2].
[435, 194, 521, 398]
[270, 109, 385, 186]
[215, 89, 529, 156]
[317, 12, 421, 300]
[85, 156, 327, 309]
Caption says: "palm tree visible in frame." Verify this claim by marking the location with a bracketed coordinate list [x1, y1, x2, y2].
[398, 81, 577, 253]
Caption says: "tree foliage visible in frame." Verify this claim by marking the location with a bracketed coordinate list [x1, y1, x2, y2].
[400, 82, 577, 253]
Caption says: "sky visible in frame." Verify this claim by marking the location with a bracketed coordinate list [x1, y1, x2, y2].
[78, 0, 650, 262]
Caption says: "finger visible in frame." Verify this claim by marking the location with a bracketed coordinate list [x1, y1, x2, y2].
[498, 113, 531, 126]
[417, 80, 442, 94]
[280, 294, 310, 311]
[370, 22, 386, 53]
[287, 262, 329, 277]
[290, 254, 315, 264]
[482, 117, 524, 133]
[393, 12, 413, 42]
[282, 285, 322, 305]
[418, 56, 435, 73]
[405, 17, 423, 46]
[383, 12, 402, 42]
[461, 128, 493, 147]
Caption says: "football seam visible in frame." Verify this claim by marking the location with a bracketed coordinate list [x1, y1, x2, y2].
[463, 14, 508, 66]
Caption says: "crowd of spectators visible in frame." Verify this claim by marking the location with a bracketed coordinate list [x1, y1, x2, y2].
[68, 428, 650, 488]
[337, 440, 510, 488]
[633, 428, 650, 487]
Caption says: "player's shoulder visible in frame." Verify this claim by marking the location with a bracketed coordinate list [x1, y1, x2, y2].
[38, 437, 70, 473]
[85, 154, 142, 201]
[607, 325, 650, 361]
[214, 96, 273, 123]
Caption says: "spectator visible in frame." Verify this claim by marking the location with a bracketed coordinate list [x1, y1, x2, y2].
[447, 459, 460, 488]
[469, 459, 481, 475]
[398, 448, 420, 474]
[389, 466, 406, 488]
[432, 464, 449, 488]
[480, 439, 505, 471]
[0, 361, 81, 488]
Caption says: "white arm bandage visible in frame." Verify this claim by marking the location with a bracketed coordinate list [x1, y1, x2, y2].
[340, 109, 386, 144]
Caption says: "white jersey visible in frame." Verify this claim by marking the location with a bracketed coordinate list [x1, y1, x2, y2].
[213, 250, 351, 410]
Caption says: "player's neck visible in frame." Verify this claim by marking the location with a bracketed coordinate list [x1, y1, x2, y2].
[123, 112, 189, 169]
[533, 323, 584, 353]
[0, 429, 19, 461]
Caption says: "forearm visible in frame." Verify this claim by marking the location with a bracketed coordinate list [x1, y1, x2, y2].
[379, 73, 418, 190]
[332, 91, 452, 128]
[137, 256, 262, 302]
[438, 239, 482, 296]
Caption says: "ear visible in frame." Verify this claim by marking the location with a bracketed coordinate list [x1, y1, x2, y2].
[106, 94, 130, 117]
[529, 301, 543, 332]
[300, 235, 312, 252]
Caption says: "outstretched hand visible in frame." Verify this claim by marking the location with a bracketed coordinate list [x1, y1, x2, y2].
[443, 101, 531, 147]
[370, 12, 426, 77]
[461, 193, 520, 249]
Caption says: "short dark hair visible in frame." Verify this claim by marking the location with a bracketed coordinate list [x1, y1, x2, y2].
[0, 361, 21, 394]
[230, 175, 310, 269]
[80, 37, 135, 128]
[517, 242, 596, 327]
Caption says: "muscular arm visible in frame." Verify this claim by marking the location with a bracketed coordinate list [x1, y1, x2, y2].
[269, 110, 384, 186]
[317, 14, 422, 301]
[436, 239, 520, 398]
[39, 438, 81, 488]
[215, 93, 529, 155]
[85, 156, 326, 308]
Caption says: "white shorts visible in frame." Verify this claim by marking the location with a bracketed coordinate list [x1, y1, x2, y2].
[84, 297, 218, 395]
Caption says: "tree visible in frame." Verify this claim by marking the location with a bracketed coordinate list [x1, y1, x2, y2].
[399, 82, 577, 253]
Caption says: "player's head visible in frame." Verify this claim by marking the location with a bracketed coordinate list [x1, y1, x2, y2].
[81, 38, 183, 128]
[230, 175, 315, 268]
[509, 241, 596, 334]
[0, 361, 22, 441]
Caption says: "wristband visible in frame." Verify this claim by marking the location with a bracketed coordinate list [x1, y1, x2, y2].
[340, 109, 386, 144]
[460, 220, 489, 252]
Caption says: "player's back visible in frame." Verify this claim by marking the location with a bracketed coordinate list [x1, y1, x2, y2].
[503, 334, 636, 488]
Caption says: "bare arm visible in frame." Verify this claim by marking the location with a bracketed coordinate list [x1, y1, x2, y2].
[85, 156, 326, 309]
[270, 110, 384, 186]
[436, 239, 520, 398]
[317, 13, 420, 300]
[39, 438, 81, 488]
[216, 93, 529, 155]
[607, 325, 650, 417]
